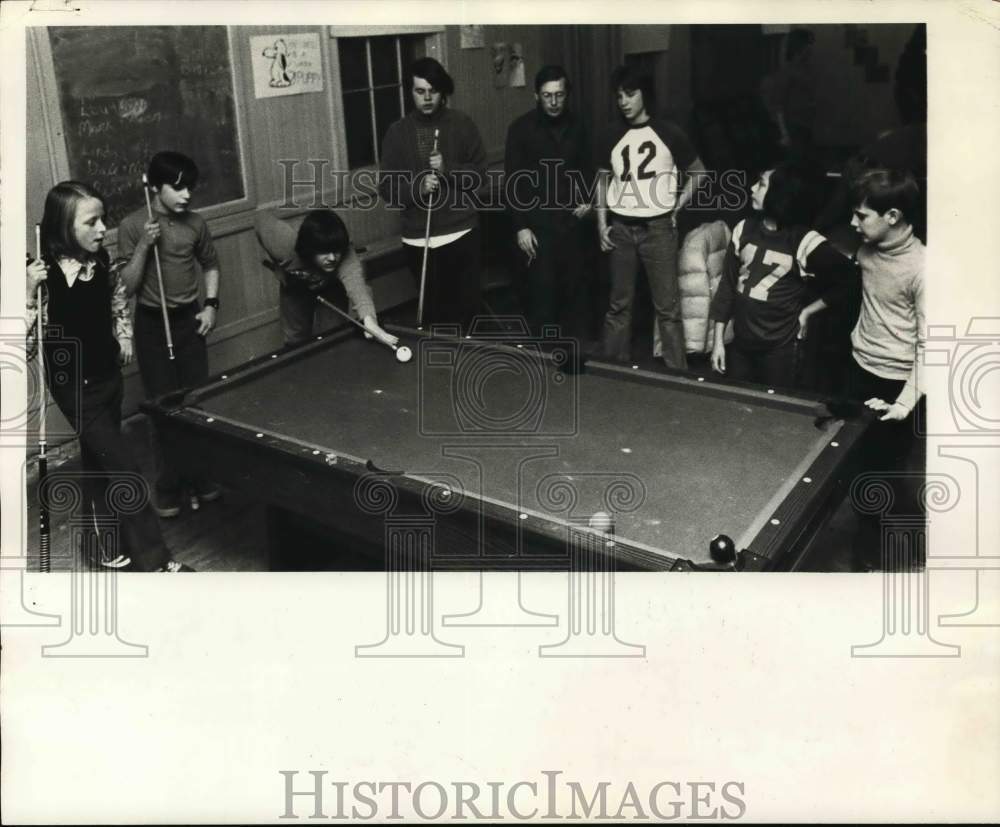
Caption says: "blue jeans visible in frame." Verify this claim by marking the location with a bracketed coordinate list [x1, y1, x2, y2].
[601, 215, 687, 369]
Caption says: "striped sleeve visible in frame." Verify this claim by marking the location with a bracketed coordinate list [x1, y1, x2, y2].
[730, 219, 745, 252]
[795, 230, 827, 277]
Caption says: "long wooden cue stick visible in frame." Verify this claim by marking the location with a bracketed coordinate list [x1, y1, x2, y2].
[142, 174, 175, 360]
[35, 224, 50, 573]
[416, 128, 439, 329]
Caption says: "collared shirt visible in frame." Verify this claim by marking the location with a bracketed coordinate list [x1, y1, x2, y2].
[57, 256, 94, 287]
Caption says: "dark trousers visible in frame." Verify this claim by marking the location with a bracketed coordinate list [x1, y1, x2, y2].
[135, 303, 209, 499]
[518, 222, 589, 340]
[727, 340, 801, 390]
[847, 357, 926, 569]
[280, 282, 349, 347]
[404, 226, 482, 333]
[50, 371, 170, 571]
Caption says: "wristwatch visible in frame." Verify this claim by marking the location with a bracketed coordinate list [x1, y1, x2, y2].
[204, 297, 220, 310]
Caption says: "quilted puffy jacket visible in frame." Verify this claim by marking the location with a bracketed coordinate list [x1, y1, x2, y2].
[653, 219, 734, 357]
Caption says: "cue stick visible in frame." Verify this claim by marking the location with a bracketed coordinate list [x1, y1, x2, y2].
[142, 174, 175, 360]
[313, 294, 404, 355]
[34, 224, 50, 573]
[257, 260, 404, 356]
[416, 128, 439, 329]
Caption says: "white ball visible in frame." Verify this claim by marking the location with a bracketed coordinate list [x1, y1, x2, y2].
[588, 511, 612, 531]
[395, 345, 413, 363]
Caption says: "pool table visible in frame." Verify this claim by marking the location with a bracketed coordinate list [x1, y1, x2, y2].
[142, 324, 873, 571]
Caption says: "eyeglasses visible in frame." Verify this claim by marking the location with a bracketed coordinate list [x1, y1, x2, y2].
[540, 92, 567, 102]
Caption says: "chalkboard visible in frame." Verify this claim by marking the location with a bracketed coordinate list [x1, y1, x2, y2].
[48, 26, 246, 226]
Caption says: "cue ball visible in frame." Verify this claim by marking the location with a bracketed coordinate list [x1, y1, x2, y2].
[709, 533, 737, 564]
[589, 511, 613, 532]
[395, 345, 412, 363]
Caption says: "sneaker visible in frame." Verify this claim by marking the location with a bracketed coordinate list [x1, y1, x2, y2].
[156, 559, 195, 573]
[189, 484, 222, 512]
[197, 484, 222, 503]
[100, 553, 133, 570]
[155, 493, 182, 519]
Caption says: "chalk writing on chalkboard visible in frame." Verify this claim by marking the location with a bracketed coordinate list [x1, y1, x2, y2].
[48, 26, 246, 226]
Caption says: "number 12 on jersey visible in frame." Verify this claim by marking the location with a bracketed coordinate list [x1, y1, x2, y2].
[620, 142, 657, 181]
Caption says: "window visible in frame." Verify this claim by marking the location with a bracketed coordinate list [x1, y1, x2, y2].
[338, 34, 422, 168]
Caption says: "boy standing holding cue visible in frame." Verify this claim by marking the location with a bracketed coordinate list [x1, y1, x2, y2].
[379, 57, 487, 333]
[118, 151, 221, 518]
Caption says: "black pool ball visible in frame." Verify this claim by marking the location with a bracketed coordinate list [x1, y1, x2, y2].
[709, 534, 737, 565]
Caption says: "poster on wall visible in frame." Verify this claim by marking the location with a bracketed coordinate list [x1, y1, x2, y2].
[250, 32, 324, 98]
[460, 24, 484, 48]
[492, 41, 509, 87]
[509, 42, 525, 87]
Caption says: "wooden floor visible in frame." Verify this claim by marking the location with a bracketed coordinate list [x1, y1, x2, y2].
[24, 413, 270, 572]
[21, 295, 894, 574]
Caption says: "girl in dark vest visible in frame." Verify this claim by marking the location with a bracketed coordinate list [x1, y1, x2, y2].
[26, 181, 192, 572]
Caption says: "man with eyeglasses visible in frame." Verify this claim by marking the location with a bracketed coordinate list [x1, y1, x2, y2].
[504, 64, 594, 339]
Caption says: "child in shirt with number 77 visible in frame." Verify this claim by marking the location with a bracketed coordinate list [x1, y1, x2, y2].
[710, 161, 855, 390]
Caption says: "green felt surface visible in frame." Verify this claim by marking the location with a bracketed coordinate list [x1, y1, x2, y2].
[193, 335, 832, 562]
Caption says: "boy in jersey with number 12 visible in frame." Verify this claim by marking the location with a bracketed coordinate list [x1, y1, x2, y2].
[596, 66, 706, 369]
[709, 162, 854, 390]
